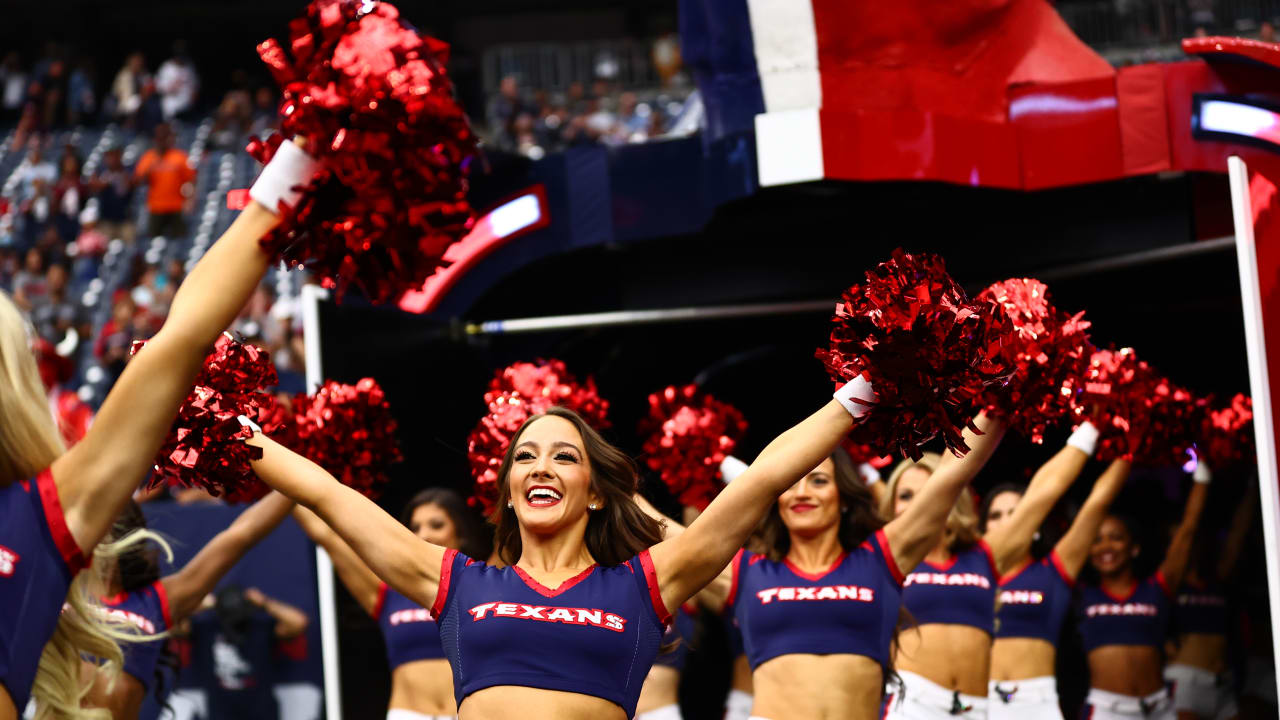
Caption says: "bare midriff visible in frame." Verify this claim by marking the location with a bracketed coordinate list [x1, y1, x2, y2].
[731, 654, 753, 693]
[634, 665, 681, 715]
[389, 659, 457, 715]
[749, 653, 884, 720]
[895, 624, 991, 696]
[1, 686, 16, 720]
[460, 685, 627, 720]
[1087, 645, 1165, 696]
[989, 637, 1056, 681]
[1170, 633, 1228, 674]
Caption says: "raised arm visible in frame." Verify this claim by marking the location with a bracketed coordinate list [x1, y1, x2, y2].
[1052, 459, 1131, 580]
[245, 587, 309, 638]
[1158, 465, 1212, 590]
[648, 399, 856, 612]
[162, 491, 296, 624]
[248, 434, 445, 611]
[1219, 479, 1258, 581]
[292, 505, 384, 615]
[881, 413, 1006, 574]
[984, 423, 1095, 574]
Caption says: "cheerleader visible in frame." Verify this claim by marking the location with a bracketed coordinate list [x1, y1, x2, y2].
[243, 377, 883, 719]
[0, 140, 318, 720]
[1164, 482, 1254, 720]
[292, 488, 488, 720]
[79, 492, 295, 718]
[1076, 462, 1213, 719]
[979, 423, 1132, 720]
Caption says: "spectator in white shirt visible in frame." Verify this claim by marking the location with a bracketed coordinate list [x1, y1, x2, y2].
[156, 41, 199, 120]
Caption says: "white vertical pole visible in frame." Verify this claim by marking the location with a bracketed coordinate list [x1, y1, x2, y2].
[301, 283, 342, 720]
[1227, 155, 1280, 690]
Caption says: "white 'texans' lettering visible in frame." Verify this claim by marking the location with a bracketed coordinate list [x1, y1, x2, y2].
[755, 585, 874, 604]
[467, 602, 626, 632]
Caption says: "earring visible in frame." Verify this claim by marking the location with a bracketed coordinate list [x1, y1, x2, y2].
[507, 500, 514, 509]
[589, 503, 598, 510]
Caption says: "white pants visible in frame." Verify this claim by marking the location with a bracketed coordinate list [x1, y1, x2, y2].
[886, 670, 989, 719]
[987, 676, 1062, 720]
[636, 704, 683, 720]
[158, 689, 207, 720]
[386, 710, 457, 720]
[1164, 664, 1238, 720]
[1082, 688, 1174, 720]
[725, 689, 754, 720]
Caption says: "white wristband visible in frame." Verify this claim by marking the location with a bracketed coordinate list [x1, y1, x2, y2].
[249, 139, 321, 214]
[1067, 421, 1100, 457]
[237, 414, 263, 434]
[720, 455, 749, 484]
[834, 375, 877, 420]
[857, 462, 881, 487]
[1193, 460, 1212, 484]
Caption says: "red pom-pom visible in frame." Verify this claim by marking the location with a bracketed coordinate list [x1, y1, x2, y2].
[815, 249, 1013, 459]
[466, 360, 610, 514]
[638, 385, 748, 511]
[1199, 393, 1254, 468]
[1132, 377, 1199, 466]
[840, 440, 894, 469]
[292, 378, 402, 499]
[1066, 347, 1159, 461]
[138, 334, 279, 501]
[978, 279, 1093, 444]
[251, 0, 477, 303]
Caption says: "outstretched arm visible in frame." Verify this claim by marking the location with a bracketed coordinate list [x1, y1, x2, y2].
[882, 413, 1006, 574]
[1220, 479, 1258, 581]
[984, 423, 1095, 574]
[248, 434, 446, 611]
[162, 491, 296, 624]
[293, 505, 384, 615]
[1159, 465, 1212, 590]
[1053, 459, 1131, 580]
[648, 398, 856, 612]
[246, 587, 309, 638]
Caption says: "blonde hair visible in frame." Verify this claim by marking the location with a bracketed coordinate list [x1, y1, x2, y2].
[0, 292, 161, 720]
[881, 452, 980, 552]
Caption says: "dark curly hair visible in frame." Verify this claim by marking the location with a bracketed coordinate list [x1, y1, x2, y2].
[110, 503, 180, 707]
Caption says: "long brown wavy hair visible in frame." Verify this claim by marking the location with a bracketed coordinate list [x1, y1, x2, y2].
[488, 407, 665, 567]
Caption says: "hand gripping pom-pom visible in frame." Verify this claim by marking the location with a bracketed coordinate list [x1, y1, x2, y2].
[977, 279, 1093, 444]
[135, 334, 279, 501]
[1198, 393, 1254, 468]
[466, 360, 610, 514]
[251, 0, 478, 303]
[638, 385, 749, 511]
[1065, 347, 1159, 461]
[815, 249, 1014, 460]
[291, 378, 402, 499]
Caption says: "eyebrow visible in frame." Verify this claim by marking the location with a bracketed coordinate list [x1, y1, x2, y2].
[514, 440, 583, 453]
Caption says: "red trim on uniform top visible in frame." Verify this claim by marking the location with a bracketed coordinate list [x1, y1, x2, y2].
[20, 478, 30, 491]
[512, 562, 598, 599]
[102, 591, 128, 606]
[1048, 550, 1076, 587]
[881, 693, 894, 720]
[154, 579, 173, 628]
[680, 601, 698, 615]
[998, 556, 1035, 587]
[431, 549, 457, 619]
[977, 538, 998, 576]
[1154, 570, 1173, 598]
[870, 529, 904, 586]
[724, 549, 744, 611]
[923, 553, 959, 572]
[1099, 579, 1139, 603]
[1083, 704, 1094, 720]
[36, 468, 88, 574]
[638, 549, 673, 625]
[783, 552, 848, 582]
[371, 583, 389, 620]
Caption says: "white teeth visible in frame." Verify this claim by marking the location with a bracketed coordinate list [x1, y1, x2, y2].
[527, 488, 562, 501]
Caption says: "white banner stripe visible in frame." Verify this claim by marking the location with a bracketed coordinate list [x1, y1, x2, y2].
[746, 0, 822, 111]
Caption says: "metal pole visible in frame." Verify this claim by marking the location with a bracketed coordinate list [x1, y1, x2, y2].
[302, 283, 343, 720]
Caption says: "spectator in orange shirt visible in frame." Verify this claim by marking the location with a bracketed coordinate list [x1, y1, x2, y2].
[134, 122, 195, 239]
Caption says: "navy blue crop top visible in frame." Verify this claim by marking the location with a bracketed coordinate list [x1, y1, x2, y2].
[1076, 572, 1172, 653]
[994, 550, 1074, 643]
[0, 470, 88, 712]
[902, 540, 997, 634]
[103, 581, 172, 692]
[1172, 580, 1228, 637]
[374, 582, 446, 669]
[432, 549, 668, 717]
[727, 529, 904, 672]
[654, 604, 697, 670]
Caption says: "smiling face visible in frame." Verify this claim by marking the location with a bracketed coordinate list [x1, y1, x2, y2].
[1090, 515, 1137, 577]
[984, 490, 1022, 535]
[507, 414, 602, 537]
[409, 503, 459, 549]
[892, 466, 931, 519]
[779, 457, 842, 538]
